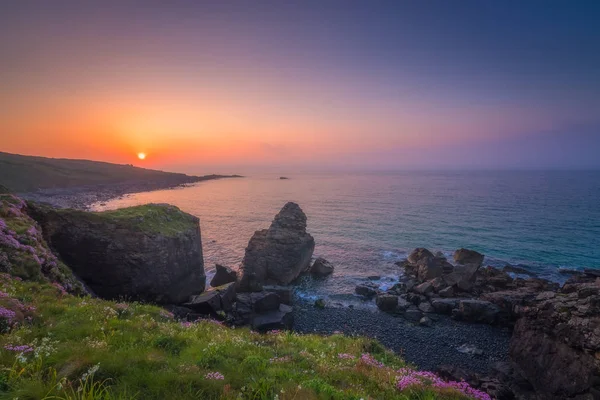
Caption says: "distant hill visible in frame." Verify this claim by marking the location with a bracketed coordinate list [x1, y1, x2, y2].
[0, 152, 235, 193]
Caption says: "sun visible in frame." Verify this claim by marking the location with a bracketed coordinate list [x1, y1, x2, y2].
[137, 152, 146, 160]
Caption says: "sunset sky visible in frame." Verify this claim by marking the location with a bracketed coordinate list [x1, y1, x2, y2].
[1, 1, 599, 172]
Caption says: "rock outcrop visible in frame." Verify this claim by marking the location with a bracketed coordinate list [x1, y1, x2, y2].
[309, 257, 334, 277]
[238, 202, 315, 291]
[210, 264, 238, 287]
[29, 202, 206, 304]
[508, 273, 600, 399]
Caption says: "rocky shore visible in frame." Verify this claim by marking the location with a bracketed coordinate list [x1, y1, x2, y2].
[19, 174, 242, 210]
[2, 190, 598, 399]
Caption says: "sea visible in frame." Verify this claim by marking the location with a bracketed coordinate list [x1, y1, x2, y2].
[92, 170, 600, 306]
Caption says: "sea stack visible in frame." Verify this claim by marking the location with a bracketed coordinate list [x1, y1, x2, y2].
[238, 202, 315, 292]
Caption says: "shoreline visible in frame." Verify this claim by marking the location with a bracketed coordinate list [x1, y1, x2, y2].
[18, 174, 243, 210]
[293, 299, 511, 375]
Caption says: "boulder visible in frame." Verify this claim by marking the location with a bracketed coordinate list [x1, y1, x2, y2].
[404, 305, 423, 322]
[251, 304, 294, 332]
[413, 281, 434, 295]
[184, 282, 236, 314]
[309, 257, 334, 277]
[438, 286, 455, 298]
[431, 298, 459, 315]
[355, 284, 378, 298]
[238, 202, 315, 291]
[314, 299, 326, 309]
[396, 297, 411, 311]
[29, 202, 206, 304]
[453, 248, 484, 266]
[443, 263, 480, 292]
[262, 285, 293, 305]
[210, 264, 238, 287]
[252, 291, 281, 313]
[419, 316, 433, 327]
[452, 299, 500, 324]
[417, 257, 448, 282]
[407, 248, 434, 265]
[418, 301, 434, 313]
[376, 294, 398, 312]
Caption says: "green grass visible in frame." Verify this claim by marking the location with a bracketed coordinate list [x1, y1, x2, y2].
[0, 151, 240, 193]
[0, 278, 479, 400]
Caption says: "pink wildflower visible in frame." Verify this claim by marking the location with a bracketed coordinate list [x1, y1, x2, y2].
[360, 353, 385, 368]
[337, 353, 356, 360]
[4, 344, 34, 353]
[205, 371, 224, 380]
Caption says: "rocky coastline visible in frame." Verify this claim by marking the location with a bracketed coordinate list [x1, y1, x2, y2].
[1, 191, 598, 399]
[19, 174, 243, 210]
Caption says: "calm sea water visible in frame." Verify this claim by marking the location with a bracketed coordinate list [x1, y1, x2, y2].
[93, 171, 600, 304]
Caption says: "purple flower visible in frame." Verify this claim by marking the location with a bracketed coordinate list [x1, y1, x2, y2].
[0, 307, 16, 321]
[337, 353, 355, 360]
[360, 353, 385, 368]
[4, 344, 34, 353]
[204, 371, 224, 380]
[52, 282, 67, 295]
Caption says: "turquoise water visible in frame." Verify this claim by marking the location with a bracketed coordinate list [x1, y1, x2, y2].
[93, 171, 600, 300]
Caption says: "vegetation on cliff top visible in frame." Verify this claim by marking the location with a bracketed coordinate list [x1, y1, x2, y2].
[0, 276, 488, 400]
[39, 204, 200, 237]
[0, 151, 240, 193]
[0, 193, 83, 292]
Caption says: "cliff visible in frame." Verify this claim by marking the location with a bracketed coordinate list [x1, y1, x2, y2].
[28, 202, 206, 304]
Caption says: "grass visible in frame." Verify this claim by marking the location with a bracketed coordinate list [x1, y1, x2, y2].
[95, 205, 199, 236]
[0, 151, 240, 193]
[0, 277, 484, 400]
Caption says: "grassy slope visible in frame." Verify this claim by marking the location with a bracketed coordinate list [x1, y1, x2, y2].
[0, 152, 222, 193]
[0, 278, 483, 400]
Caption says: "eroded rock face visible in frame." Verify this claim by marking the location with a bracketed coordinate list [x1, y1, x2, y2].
[453, 248, 484, 266]
[508, 276, 600, 399]
[238, 202, 315, 291]
[29, 203, 206, 304]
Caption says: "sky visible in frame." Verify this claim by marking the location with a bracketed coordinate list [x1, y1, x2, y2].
[1, 0, 599, 173]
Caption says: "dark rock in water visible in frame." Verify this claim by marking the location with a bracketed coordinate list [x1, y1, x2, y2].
[419, 316, 433, 327]
[376, 294, 398, 312]
[355, 284, 378, 298]
[407, 248, 435, 265]
[508, 279, 600, 399]
[309, 257, 334, 277]
[184, 282, 236, 314]
[29, 202, 206, 304]
[314, 298, 326, 309]
[252, 304, 293, 331]
[238, 202, 315, 291]
[584, 268, 600, 278]
[453, 248, 484, 266]
[279, 176, 289, 180]
[452, 299, 500, 324]
[210, 264, 238, 287]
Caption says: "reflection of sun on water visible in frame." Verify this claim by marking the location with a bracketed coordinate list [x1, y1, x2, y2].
[137, 152, 146, 160]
